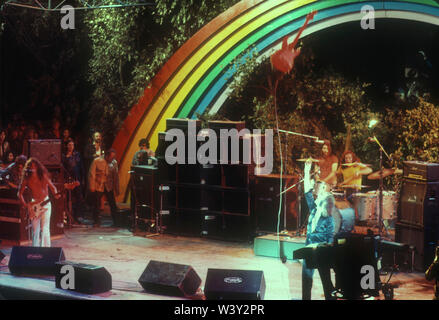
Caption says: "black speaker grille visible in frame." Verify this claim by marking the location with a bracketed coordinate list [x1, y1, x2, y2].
[138, 260, 201, 296]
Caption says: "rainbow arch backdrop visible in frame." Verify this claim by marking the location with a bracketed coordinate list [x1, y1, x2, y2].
[113, 0, 439, 201]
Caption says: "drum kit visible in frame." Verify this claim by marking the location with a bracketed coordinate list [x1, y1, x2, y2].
[296, 158, 402, 233]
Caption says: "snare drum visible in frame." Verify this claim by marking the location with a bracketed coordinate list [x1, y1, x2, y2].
[332, 191, 346, 201]
[353, 193, 377, 221]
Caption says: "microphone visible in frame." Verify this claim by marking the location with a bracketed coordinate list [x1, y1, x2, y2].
[315, 139, 325, 144]
[367, 137, 375, 143]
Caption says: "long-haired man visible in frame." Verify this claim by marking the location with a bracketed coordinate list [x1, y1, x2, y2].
[18, 158, 60, 247]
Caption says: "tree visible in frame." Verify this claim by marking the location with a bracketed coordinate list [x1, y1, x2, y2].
[84, 0, 240, 146]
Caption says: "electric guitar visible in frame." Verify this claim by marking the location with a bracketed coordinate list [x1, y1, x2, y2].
[27, 181, 80, 220]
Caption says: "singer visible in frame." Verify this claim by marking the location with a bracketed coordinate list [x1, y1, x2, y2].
[17, 158, 60, 247]
[302, 159, 336, 300]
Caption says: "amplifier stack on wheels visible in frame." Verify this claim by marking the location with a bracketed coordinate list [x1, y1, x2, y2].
[396, 161, 439, 271]
[154, 119, 263, 241]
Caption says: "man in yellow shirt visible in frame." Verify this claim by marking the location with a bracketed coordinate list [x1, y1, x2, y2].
[338, 151, 372, 203]
[339, 151, 372, 186]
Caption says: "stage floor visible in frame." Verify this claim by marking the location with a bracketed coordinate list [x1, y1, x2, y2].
[0, 212, 435, 300]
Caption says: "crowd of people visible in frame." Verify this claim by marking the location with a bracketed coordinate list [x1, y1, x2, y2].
[0, 115, 160, 243]
[0, 117, 132, 246]
[0, 118, 72, 169]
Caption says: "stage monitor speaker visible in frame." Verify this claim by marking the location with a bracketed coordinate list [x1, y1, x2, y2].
[138, 260, 202, 297]
[55, 261, 112, 294]
[398, 180, 439, 226]
[204, 269, 265, 300]
[28, 139, 62, 166]
[8, 246, 65, 275]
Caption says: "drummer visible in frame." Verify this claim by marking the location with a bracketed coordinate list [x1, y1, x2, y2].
[338, 150, 372, 202]
[316, 140, 338, 188]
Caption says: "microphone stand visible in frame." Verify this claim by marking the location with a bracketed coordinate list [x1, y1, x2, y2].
[371, 136, 391, 238]
[277, 129, 321, 141]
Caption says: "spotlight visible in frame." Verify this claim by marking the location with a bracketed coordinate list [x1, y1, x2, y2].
[368, 119, 378, 129]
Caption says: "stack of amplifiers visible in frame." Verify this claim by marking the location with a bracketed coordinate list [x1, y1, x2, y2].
[396, 161, 439, 271]
[0, 186, 64, 242]
[155, 119, 259, 241]
[0, 188, 28, 242]
[130, 165, 158, 231]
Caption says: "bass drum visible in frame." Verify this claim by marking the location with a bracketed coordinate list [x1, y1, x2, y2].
[375, 191, 398, 220]
[333, 207, 355, 235]
[353, 193, 377, 221]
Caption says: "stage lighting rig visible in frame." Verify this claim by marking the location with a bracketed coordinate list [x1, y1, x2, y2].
[1, 0, 154, 12]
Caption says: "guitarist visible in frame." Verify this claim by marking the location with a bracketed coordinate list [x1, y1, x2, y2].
[17, 158, 60, 247]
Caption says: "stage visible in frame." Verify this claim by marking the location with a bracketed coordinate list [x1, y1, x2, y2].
[0, 210, 435, 301]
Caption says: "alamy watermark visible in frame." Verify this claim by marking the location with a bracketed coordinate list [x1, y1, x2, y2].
[163, 121, 273, 175]
[361, 5, 375, 30]
[60, 5, 75, 30]
[360, 264, 376, 290]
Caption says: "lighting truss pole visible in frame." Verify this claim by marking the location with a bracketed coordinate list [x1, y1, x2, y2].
[1, 0, 154, 11]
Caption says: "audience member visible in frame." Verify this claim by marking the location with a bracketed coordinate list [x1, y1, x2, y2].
[62, 138, 85, 223]
[88, 152, 108, 227]
[0, 129, 10, 161]
[104, 148, 120, 225]
[2, 151, 15, 169]
[8, 129, 22, 156]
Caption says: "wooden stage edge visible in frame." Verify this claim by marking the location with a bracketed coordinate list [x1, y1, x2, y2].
[0, 224, 434, 300]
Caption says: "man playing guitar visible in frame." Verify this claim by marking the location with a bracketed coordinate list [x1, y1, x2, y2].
[18, 158, 60, 247]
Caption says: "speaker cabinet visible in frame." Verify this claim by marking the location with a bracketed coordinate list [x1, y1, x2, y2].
[55, 261, 112, 294]
[204, 269, 265, 300]
[398, 180, 439, 226]
[138, 260, 202, 297]
[28, 139, 62, 166]
[403, 161, 439, 182]
[8, 246, 65, 275]
[131, 168, 157, 220]
[395, 222, 439, 271]
[0, 190, 27, 242]
[253, 174, 298, 232]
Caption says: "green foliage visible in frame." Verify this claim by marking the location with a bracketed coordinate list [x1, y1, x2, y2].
[84, 0, 240, 143]
[0, 6, 84, 127]
[222, 43, 438, 186]
[223, 46, 382, 175]
[387, 99, 439, 164]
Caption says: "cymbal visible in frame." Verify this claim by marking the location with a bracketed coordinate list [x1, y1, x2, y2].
[296, 157, 320, 163]
[367, 168, 402, 180]
[339, 184, 370, 189]
[341, 162, 371, 167]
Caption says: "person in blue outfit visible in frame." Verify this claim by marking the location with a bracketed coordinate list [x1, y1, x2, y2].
[302, 159, 336, 300]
